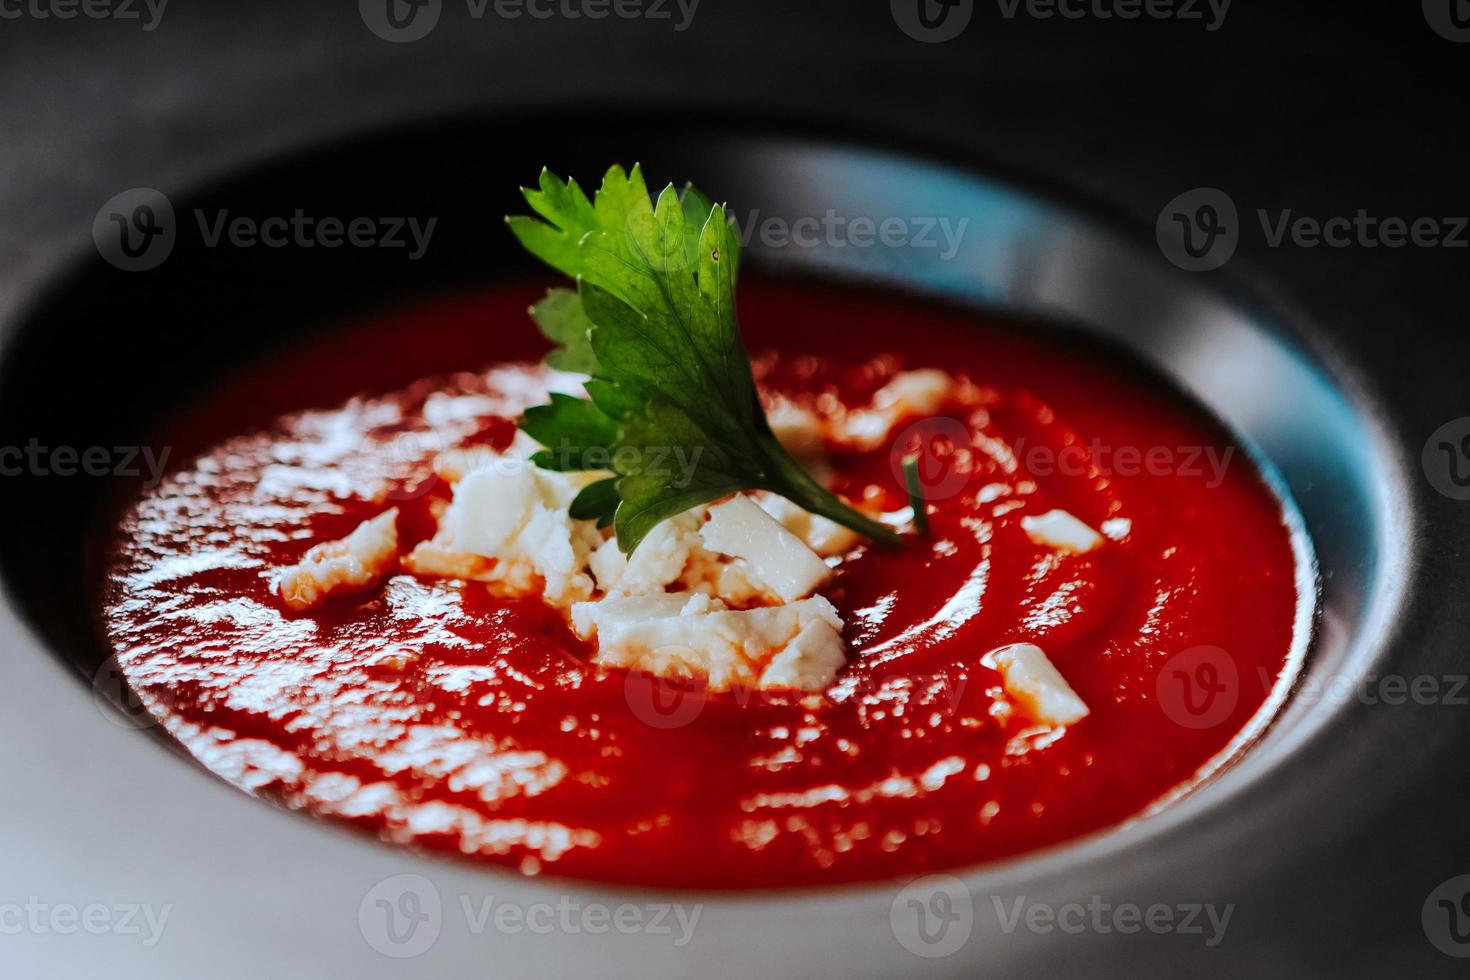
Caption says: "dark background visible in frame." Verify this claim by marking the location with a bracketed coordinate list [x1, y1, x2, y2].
[2, 2, 1464, 468]
[0, 1, 1466, 976]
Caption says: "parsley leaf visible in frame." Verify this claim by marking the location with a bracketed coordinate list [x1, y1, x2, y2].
[510, 164, 901, 554]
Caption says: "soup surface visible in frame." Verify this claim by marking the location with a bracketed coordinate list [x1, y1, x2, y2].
[101, 280, 1304, 888]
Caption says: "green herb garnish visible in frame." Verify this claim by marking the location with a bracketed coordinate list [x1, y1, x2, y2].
[902, 454, 930, 535]
[509, 164, 901, 555]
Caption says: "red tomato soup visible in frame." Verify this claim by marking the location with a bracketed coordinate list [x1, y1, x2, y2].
[101, 280, 1307, 889]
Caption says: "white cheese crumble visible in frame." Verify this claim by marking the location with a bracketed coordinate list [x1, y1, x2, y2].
[273, 368, 1115, 727]
[587, 502, 801, 608]
[873, 368, 954, 416]
[588, 507, 707, 597]
[763, 370, 963, 456]
[982, 642, 1090, 727]
[764, 398, 826, 458]
[838, 369, 959, 450]
[754, 493, 862, 558]
[432, 430, 544, 485]
[432, 447, 502, 484]
[1020, 509, 1105, 555]
[387, 434, 857, 691]
[571, 592, 845, 692]
[275, 508, 400, 612]
[699, 495, 832, 602]
[406, 454, 605, 605]
[285, 370, 965, 691]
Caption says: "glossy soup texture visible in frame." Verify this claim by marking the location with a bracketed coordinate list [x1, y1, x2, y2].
[101, 281, 1303, 888]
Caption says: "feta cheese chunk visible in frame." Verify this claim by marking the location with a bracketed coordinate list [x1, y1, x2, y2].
[276, 509, 399, 612]
[432, 430, 543, 484]
[425, 455, 604, 604]
[443, 464, 541, 556]
[570, 591, 708, 639]
[700, 495, 832, 602]
[390, 424, 862, 692]
[571, 593, 846, 691]
[765, 398, 825, 458]
[1021, 509, 1104, 555]
[755, 493, 862, 558]
[400, 541, 491, 583]
[983, 642, 1090, 727]
[757, 605, 848, 690]
[589, 508, 706, 596]
[835, 369, 959, 450]
[872, 369, 954, 417]
[432, 447, 502, 484]
[589, 506, 771, 607]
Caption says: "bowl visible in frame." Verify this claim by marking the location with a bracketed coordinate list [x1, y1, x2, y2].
[0, 113, 1417, 977]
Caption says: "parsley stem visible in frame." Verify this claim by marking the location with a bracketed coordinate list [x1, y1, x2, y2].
[902, 455, 930, 535]
[757, 434, 903, 546]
